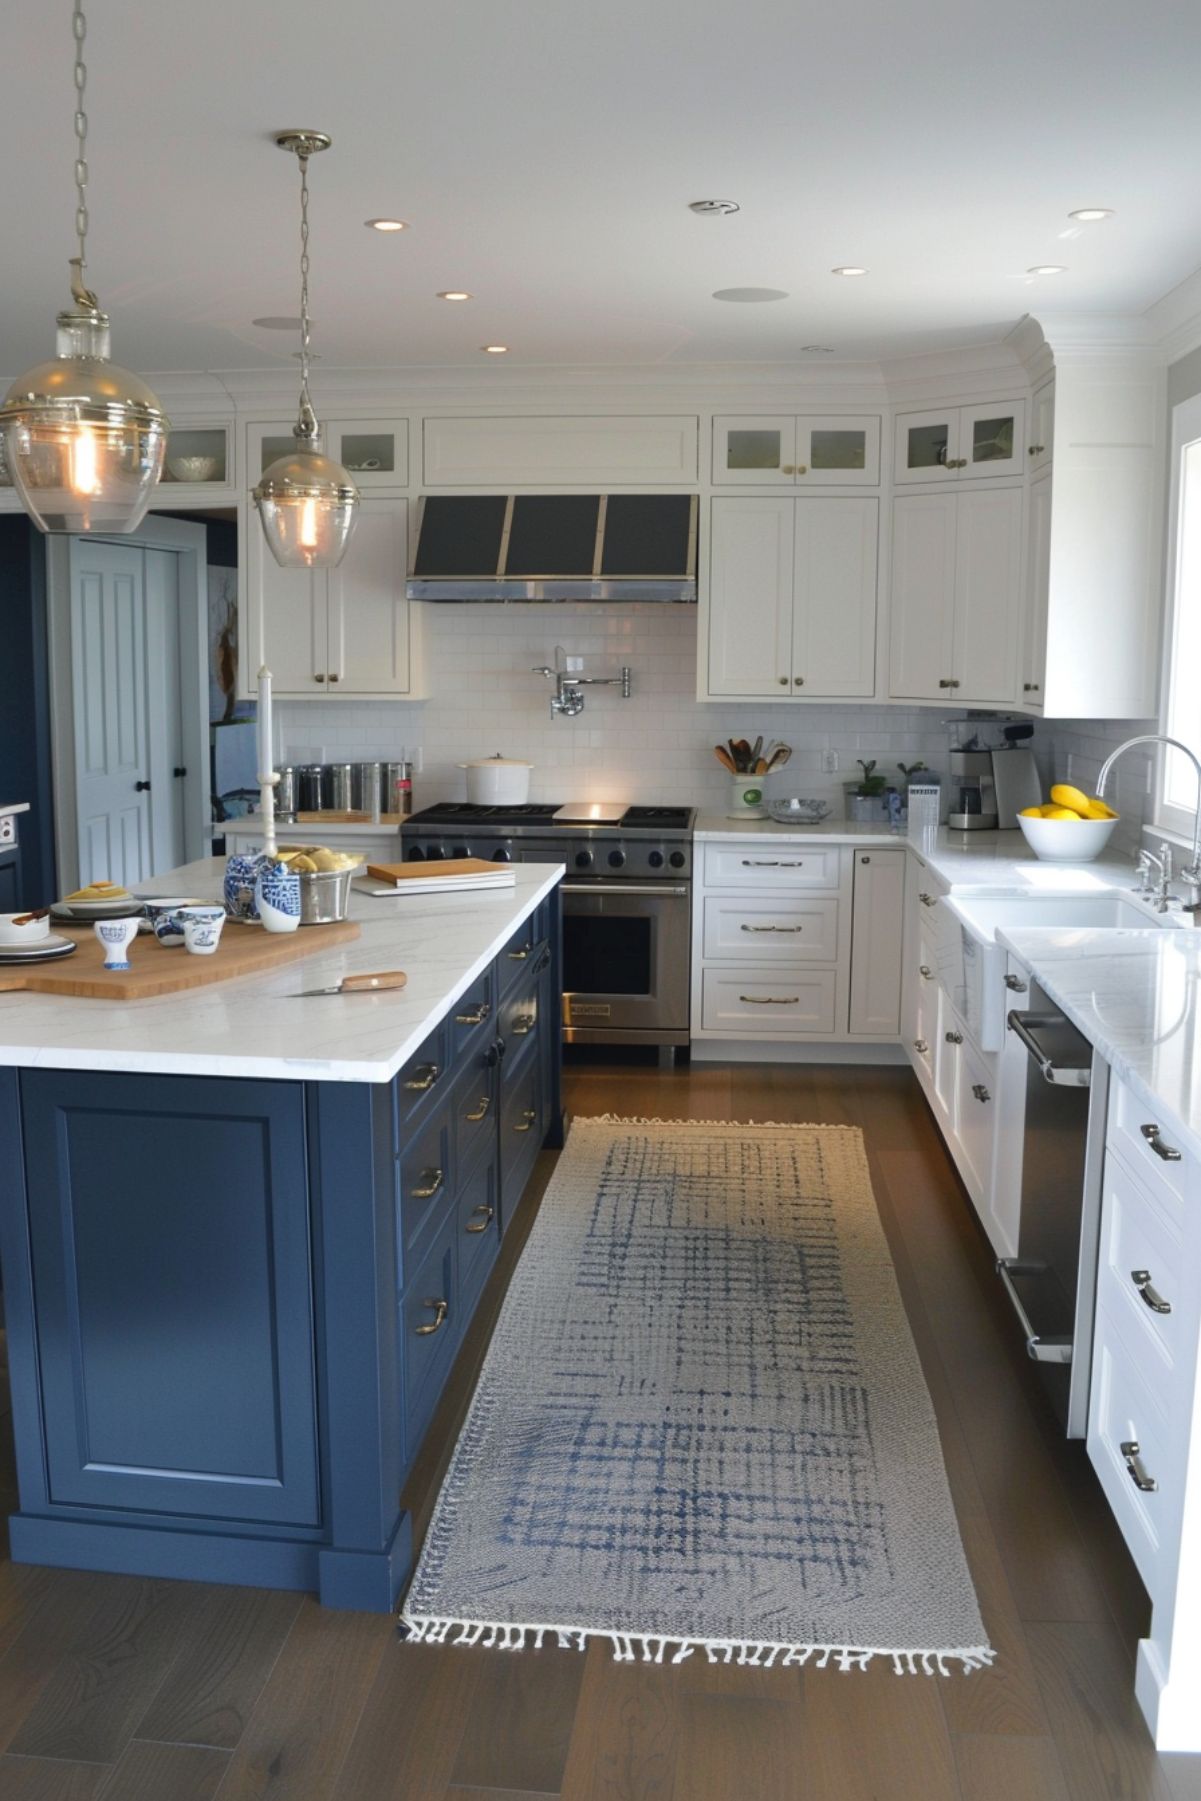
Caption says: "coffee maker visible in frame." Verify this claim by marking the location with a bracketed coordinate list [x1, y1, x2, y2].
[948, 748, 998, 831]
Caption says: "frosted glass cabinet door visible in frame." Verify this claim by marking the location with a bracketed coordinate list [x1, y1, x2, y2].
[707, 497, 794, 695]
[894, 409, 960, 483]
[796, 416, 881, 485]
[325, 419, 409, 488]
[712, 417, 798, 484]
[960, 400, 1025, 480]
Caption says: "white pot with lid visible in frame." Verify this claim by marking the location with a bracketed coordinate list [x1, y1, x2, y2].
[458, 754, 534, 805]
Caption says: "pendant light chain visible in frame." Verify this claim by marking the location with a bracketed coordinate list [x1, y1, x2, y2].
[70, 0, 97, 309]
[296, 150, 316, 431]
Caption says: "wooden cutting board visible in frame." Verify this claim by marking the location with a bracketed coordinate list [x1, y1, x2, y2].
[292, 811, 402, 826]
[0, 918, 361, 1000]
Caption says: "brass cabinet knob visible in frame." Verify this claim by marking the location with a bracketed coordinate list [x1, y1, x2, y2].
[329, 672, 340, 683]
[780, 464, 794, 474]
[315, 673, 326, 682]
[778, 676, 789, 686]
[794, 675, 804, 685]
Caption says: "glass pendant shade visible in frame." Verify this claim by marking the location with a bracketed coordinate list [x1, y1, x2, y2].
[0, 310, 167, 533]
[254, 428, 359, 569]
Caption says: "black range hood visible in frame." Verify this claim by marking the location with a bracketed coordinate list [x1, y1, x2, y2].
[406, 493, 697, 602]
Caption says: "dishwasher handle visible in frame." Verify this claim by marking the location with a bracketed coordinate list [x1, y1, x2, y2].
[1007, 1010, 1091, 1088]
[997, 1259, 1074, 1364]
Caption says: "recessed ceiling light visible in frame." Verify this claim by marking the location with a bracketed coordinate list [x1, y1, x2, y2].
[831, 266, 868, 277]
[437, 290, 472, 301]
[1068, 208, 1114, 222]
[252, 315, 303, 329]
[712, 287, 788, 303]
[1028, 264, 1066, 275]
[365, 217, 408, 232]
[689, 199, 740, 216]
[801, 345, 835, 353]
[481, 344, 508, 354]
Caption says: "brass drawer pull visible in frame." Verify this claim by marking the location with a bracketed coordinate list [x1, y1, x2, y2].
[465, 1203, 495, 1234]
[455, 1002, 492, 1026]
[511, 1012, 536, 1036]
[1005, 974, 1027, 992]
[945, 1030, 963, 1045]
[739, 995, 799, 1005]
[1131, 1269, 1171, 1315]
[919, 892, 936, 907]
[1140, 1123, 1182, 1163]
[1120, 1440, 1157, 1493]
[739, 858, 806, 868]
[972, 1083, 991, 1104]
[464, 1095, 491, 1123]
[415, 1298, 448, 1337]
[411, 1167, 444, 1200]
[507, 945, 531, 961]
[513, 1108, 538, 1134]
[741, 923, 802, 934]
[404, 1063, 439, 1093]
[919, 964, 933, 979]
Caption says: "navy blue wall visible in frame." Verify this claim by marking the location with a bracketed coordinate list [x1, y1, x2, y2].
[0, 518, 55, 906]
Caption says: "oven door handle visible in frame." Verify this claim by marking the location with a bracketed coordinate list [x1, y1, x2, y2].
[560, 884, 689, 898]
[1006, 1010, 1091, 1088]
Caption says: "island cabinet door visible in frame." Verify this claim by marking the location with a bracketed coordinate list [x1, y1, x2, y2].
[20, 1070, 320, 1527]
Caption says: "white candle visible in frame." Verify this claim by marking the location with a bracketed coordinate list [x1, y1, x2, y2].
[257, 664, 274, 783]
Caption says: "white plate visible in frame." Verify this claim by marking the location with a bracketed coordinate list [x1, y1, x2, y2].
[51, 896, 141, 920]
[0, 933, 78, 962]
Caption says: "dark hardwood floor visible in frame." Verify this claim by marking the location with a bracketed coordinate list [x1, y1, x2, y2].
[1, 1059, 1198, 1799]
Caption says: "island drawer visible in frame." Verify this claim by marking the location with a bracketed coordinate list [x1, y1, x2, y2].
[702, 894, 839, 962]
[458, 1146, 500, 1316]
[401, 1219, 460, 1454]
[394, 1022, 449, 1131]
[702, 842, 841, 890]
[498, 905, 549, 998]
[452, 1048, 499, 1176]
[500, 1046, 543, 1229]
[1108, 1072, 1191, 1220]
[449, 964, 496, 1059]
[398, 1101, 454, 1265]
[499, 960, 544, 1057]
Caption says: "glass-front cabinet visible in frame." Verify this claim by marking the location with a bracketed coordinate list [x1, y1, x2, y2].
[246, 418, 408, 490]
[158, 422, 234, 495]
[713, 415, 881, 486]
[893, 400, 1025, 484]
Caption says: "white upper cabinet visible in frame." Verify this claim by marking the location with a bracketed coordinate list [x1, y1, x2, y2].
[156, 421, 236, 498]
[888, 485, 1021, 706]
[712, 414, 880, 485]
[894, 399, 1025, 483]
[1021, 472, 1052, 711]
[422, 415, 698, 485]
[707, 496, 878, 699]
[1027, 380, 1054, 474]
[246, 526, 328, 695]
[246, 419, 408, 492]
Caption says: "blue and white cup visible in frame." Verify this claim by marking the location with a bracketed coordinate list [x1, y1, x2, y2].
[255, 862, 302, 934]
[94, 916, 140, 970]
[142, 896, 205, 947]
[223, 853, 266, 922]
[177, 905, 226, 956]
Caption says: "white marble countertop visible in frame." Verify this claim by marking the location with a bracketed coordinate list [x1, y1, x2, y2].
[0, 857, 561, 1086]
[219, 818, 403, 841]
[999, 927, 1201, 1162]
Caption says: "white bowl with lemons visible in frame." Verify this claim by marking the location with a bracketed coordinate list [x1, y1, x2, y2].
[1017, 785, 1119, 862]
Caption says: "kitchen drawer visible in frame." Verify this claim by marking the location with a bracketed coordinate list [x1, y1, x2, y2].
[700, 966, 838, 1035]
[954, 1030, 997, 1201]
[500, 1044, 543, 1228]
[1108, 1072, 1191, 1219]
[452, 1043, 500, 1177]
[449, 964, 495, 1060]
[498, 908, 547, 997]
[499, 961, 543, 1055]
[401, 1218, 459, 1455]
[702, 893, 840, 962]
[701, 842, 842, 891]
[910, 977, 935, 1078]
[398, 1099, 454, 1263]
[1098, 1145, 1187, 1382]
[394, 1021, 448, 1131]
[1088, 1302, 1181, 1596]
[457, 1145, 500, 1314]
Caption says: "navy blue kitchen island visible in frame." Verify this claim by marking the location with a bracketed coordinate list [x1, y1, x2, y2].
[0, 863, 563, 1610]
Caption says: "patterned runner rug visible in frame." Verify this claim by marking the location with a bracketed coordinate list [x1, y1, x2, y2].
[401, 1118, 992, 1673]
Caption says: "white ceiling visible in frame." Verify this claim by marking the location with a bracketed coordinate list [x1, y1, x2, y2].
[2, 0, 1201, 376]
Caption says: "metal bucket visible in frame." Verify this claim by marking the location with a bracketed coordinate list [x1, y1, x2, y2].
[296, 867, 355, 924]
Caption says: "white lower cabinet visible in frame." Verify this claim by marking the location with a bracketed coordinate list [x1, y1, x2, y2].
[701, 968, 838, 1036]
[848, 850, 904, 1035]
[702, 893, 840, 962]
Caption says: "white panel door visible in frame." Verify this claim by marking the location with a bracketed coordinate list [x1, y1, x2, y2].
[707, 498, 794, 697]
[792, 497, 878, 697]
[848, 849, 905, 1035]
[1021, 473, 1051, 710]
[888, 492, 957, 700]
[143, 548, 186, 871]
[70, 542, 151, 887]
[953, 485, 1023, 705]
[329, 498, 411, 694]
[246, 518, 328, 696]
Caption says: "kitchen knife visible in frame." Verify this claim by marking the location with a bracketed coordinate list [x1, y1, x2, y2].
[294, 970, 408, 997]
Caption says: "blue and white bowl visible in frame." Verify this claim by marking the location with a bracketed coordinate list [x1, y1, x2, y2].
[142, 896, 207, 947]
[255, 862, 302, 934]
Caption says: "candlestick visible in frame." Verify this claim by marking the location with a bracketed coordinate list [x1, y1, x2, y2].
[256, 664, 278, 861]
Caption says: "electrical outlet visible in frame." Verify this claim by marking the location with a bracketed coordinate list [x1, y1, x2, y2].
[821, 750, 839, 774]
[410, 747, 423, 773]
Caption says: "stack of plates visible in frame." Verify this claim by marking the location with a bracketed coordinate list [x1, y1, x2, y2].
[0, 933, 77, 965]
[50, 895, 142, 923]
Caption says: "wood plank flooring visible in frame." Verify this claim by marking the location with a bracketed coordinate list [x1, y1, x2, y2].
[0, 1058, 1195, 1798]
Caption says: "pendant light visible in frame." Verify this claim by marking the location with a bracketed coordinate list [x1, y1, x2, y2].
[253, 132, 358, 568]
[0, 2, 168, 534]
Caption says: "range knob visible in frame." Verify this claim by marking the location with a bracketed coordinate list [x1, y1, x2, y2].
[453, 845, 469, 859]
[608, 849, 626, 869]
[669, 850, 687, 869]
[492, 847, 512, 863]
[407, 846, 425, 862]
[574, 849, 593, 869]
[648, 850, 665, 869]
[427, 846, 445, 861]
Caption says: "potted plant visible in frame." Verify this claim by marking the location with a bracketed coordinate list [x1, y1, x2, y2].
[844, 759, 895, 824]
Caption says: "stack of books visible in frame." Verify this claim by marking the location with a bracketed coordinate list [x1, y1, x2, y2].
[363, 858, 517, 895]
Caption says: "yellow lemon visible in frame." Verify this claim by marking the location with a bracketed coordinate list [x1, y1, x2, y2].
[1041, 805, 1080, 820]
[1019, 806, 1043, 818]
[1050, 783, 1092, 817]
[1085, 797, 1118, 820]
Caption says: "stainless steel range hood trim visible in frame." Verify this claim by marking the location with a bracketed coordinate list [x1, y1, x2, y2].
[406, 576, 697, 603]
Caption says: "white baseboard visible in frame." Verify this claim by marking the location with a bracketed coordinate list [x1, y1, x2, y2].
[689, 1040, 907, 1066]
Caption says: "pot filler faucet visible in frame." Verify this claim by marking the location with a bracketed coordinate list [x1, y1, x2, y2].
[531, 657, 633, 719]
[1096, 734, 1201, 911]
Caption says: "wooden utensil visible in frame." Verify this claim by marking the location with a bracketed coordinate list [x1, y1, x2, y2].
[754, 758, 768, 775]
[294, 969, 407, 997]
[731, 738, 752, 772]
[714, 744, 737, 774]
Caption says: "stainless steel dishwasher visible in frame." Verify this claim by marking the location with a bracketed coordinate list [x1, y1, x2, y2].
[1000, 981, 1108, 1436]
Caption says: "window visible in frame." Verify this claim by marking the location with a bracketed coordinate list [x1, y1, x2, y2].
[1158, 391, 1201, 837]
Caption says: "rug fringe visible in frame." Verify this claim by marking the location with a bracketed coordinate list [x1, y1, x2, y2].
[578, 1115, 865, 1131]
[398, 1614, 994, 1675]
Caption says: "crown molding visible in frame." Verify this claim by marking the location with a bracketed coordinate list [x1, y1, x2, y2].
[1145, 265, 1201, 366]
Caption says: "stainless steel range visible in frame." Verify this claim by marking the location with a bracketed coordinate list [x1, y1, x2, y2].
[401, 802, 694, 1057]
